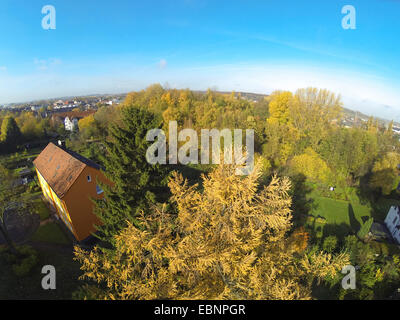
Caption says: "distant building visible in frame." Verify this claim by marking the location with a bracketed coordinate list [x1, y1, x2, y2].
[393, 126, 400, 134]
[33, 142, 111, 241]
[384, 206, 400, 244]
[50, 110, 95, 131]
[64, 116, 79, 131]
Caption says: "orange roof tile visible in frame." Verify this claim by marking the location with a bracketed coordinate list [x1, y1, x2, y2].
[33, 142, 100, 198]
[51, 110, 96, 120]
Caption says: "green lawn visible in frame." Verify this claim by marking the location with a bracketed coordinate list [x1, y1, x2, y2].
[31, 222, 71, 244]
[306, 186, 400, 240]
[30, 198, 51, 221]
[311, 196, 369, 225]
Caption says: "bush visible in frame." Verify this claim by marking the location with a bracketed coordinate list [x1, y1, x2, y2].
[370, 241, 389, 256]
[1, 245, 39, 277]
[357, 217, 373, 239]
[27, 179, 40, 193]
[0, 246, 17, 264]
[386, 243, 400, 255]
[315, 216, 327, 224]
[323, 235, 338, 253]
[72, 285, 106, 300]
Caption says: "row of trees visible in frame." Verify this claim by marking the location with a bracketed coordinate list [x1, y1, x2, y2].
[0, 110, 58, 153]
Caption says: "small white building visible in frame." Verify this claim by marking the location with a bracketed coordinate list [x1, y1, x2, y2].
[384, 206, 400, 244]
[64, 116, 79, 131]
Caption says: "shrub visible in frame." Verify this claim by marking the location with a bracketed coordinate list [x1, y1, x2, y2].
[370, 241, 389, 256]
[357, 217, 373, 239]
[386, 243, 400, 255]
[72, 285, 106, 300]
[315, 217, 327, 224]
[323, 235, 338, 253]
[0, 248, 17, 264]
[6, 245, 39, 277]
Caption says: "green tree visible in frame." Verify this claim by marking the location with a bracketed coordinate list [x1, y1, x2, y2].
[94, 106, 170, 244]
[357, 217, 373, 240]
[0, 116, 22, 150]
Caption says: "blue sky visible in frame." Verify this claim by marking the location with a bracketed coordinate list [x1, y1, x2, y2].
[1, 0, 400, 120]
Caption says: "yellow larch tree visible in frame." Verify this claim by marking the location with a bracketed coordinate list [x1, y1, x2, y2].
[74, 161, 349, 300]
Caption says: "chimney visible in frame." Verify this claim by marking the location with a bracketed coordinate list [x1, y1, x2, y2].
[58, 140, 66, 149]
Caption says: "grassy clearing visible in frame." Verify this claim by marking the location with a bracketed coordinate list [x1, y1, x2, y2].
[32, 199, 51, 221]
[305, 184, 400, 240]
[310, 196, 369, 226]
[31, 223, 70, 245]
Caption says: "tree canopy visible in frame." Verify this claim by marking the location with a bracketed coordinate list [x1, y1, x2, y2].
[75, 161, 349, 300]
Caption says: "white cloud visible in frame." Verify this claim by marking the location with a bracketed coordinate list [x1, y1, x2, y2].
[0, 66, 7, 71]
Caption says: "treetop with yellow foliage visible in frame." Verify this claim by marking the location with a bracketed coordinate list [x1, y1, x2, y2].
[74, 161, 349, 300]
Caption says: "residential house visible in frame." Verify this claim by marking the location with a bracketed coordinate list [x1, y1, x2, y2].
[384, 206, 400, 244]
[64, 116, 79, 131]
[33, 142, 110, 241]
[50, 110, 95, 132]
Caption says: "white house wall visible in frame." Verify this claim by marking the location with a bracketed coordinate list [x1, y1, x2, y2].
[384, 206, 400, 244]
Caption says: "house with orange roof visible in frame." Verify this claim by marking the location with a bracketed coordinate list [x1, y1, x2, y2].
[33, 142, 110, 241]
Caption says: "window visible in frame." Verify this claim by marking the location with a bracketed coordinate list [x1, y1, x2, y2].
[87, 175, 91, 182]
[393, 216, 398, 226]
[96, 185, 104, 195]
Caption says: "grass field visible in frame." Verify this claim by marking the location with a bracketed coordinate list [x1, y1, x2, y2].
[311, 196, 369, 225]
[31, 222, 71, 245]
[306, 186, 400, 240]
[31, 198, 51, 221]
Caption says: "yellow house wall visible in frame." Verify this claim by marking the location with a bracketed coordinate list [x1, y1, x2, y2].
[62, 166, 110, 241]
[35, 168, 77, 238]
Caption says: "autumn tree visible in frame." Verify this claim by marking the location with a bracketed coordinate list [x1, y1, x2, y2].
[290, 88, 342, 149]
[75, 161, 349, 300]
[92, 105, 123, 140]
[267, 91, 293, 125]
[369, 152, 400, 195]
[16, 112, 46, 141]
[78, 114, 99, 140]
[263, 91, 299, 167]
[290, 147, 332, 184]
